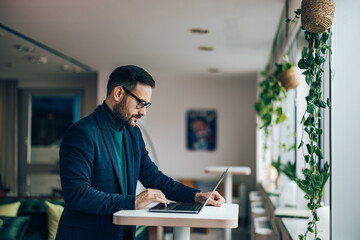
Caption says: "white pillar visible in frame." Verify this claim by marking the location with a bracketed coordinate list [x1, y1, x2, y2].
[173, 227, 190, 240]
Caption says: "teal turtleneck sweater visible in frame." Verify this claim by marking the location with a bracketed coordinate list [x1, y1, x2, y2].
[102, 102, 128, 194]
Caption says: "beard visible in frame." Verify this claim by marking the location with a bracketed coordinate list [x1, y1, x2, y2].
[113, 97, 141, 128]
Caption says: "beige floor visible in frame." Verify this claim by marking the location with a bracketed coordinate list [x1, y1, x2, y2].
[164, 225, 250, 240]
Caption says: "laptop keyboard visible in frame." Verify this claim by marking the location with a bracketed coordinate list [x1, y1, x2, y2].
[151, 202, 203, 211]
[173, 203, 203, 211]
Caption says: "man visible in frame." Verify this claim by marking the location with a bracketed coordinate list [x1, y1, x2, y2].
[56, 65, 225, 240]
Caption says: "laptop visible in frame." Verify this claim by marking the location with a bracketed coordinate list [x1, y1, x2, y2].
[149, 168, 228, 214]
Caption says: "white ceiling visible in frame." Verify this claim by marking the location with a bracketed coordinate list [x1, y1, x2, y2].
[0, 0, 284, 80]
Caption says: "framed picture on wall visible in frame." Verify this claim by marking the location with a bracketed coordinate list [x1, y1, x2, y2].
[186, 110, 217, 151]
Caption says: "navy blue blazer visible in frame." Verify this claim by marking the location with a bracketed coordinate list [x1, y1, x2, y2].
[56, 104, 199, 240]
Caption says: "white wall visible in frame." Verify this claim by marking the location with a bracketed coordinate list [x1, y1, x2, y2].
[97, 71, 258, 191]
[331, 1, 360, 238]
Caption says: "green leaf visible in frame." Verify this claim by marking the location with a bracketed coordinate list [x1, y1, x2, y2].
[279, 114, 287, 123]
[316, 128, 323, 135]
[305, 95, 313, 103]
[314, 33, 320, 49]
[311, 133, 318, 142]
[307, 104, 315, 114]
[286, 19, 291, 23]
[287, 144, 296, 151]
[302, 70, 310, 76]
[318, 99, 327, 108]
[264, 113, 272, 126]
[307, 203, 314, 211]
[304, 116, 314, 127]
[303, 168, 310, 175]
[298, 141, 304, 149]
[304, 155, 310, 163]
[298, 59, 308, 69]
[305, 74, 312, 85]
[321, 45, 327, 54]
[302, 47, 308, 58]
[319, 56, 326, 64]
[316, 148, 324, 159]
[301, 115, 305, 124]
[327, 98, 331, 107]
[322, 32, 329, 42]
[306, 54, 315, 68]
[306, 144, 312, 154]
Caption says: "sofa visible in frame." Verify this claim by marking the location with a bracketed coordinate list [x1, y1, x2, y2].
[0, 197, 148, 240]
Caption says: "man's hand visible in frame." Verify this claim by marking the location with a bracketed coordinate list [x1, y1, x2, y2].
[135, 188, 170, 210]
[194, 191, 225, 207]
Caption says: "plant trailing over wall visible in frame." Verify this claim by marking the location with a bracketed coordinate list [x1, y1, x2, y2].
[287, 1, 335, 238]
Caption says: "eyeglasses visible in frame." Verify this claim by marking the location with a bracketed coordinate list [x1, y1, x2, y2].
[121, 86, 151, 109]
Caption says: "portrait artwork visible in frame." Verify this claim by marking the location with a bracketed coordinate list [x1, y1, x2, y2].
[186, 110, 217, 151]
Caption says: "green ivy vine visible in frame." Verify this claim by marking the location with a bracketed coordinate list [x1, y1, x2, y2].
[254, 58, 295, 140]
[287, 9, 331, 240]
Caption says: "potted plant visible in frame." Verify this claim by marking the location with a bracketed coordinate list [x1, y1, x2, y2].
[271, 156, 281, 190]
[301, 0, 336, 34]
[281, 160, 297, 181]
[277, 63, 300, 90]
[274, 56, 300, 90]
[286, 2, 335, 239]
[254, 72, 287, 139]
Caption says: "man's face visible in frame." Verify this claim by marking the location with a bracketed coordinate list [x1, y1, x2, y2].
[114, 83, 152, 128]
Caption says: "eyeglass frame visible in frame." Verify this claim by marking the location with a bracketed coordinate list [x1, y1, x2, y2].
[116, 85, 151, 109]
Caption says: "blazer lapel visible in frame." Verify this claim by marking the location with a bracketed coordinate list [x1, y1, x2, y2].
[123, 127, 135, 195]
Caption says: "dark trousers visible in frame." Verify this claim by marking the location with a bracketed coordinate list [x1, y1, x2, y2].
[117, 226, 132, 240]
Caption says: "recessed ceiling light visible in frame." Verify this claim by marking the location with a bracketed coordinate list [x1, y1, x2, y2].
[14, 44, 35, 52]
[189, 28, 210, 34]
[197, 46, 214, 51]
[208, 68, 220, 73]
[28, 56, 48, 64]
[61, 64, 82, 73]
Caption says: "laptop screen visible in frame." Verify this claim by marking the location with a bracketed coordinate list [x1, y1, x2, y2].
[202, 167, 228, 207]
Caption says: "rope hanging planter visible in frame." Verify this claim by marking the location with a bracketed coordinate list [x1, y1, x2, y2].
[278, 66, 300, 90]
[301, 0, 336, 33]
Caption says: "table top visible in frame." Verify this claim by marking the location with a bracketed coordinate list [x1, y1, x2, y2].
[113, 203, 239, 229]
[205, 166, 251, 175]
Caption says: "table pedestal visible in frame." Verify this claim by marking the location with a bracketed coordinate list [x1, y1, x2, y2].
[173, 227, 190, 240]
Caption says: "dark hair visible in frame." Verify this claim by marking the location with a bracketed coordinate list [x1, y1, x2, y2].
[106, 65, 155, 97]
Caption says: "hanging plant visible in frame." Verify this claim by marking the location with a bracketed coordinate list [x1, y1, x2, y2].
[277, 64, 300, 90]
[254, 56, 298, 137]
[286, 2, 335, 239]
[254, 71, 287, 140]
[301, 0, 336, 34]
